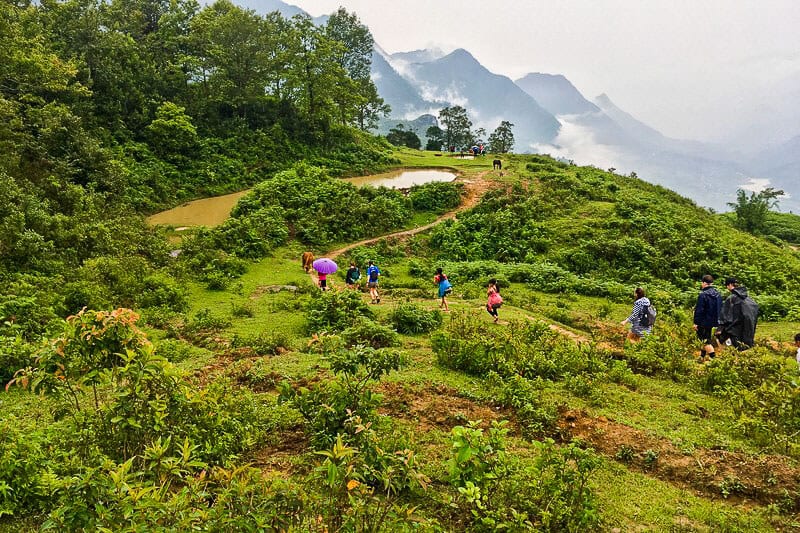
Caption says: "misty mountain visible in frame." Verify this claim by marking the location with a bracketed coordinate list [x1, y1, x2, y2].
[230, 0, 327, 23]
[376, 114, 439, 138]
[515, 73, 599, 116]
[403, 49, 561, 147]
[389, 49, 446, 64]
[747, 135, 800, 207]
[227, 0, 799, 212]
[371, 48, 439, 118]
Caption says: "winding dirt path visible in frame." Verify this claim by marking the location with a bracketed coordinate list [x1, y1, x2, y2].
[325, 170, 494, 260]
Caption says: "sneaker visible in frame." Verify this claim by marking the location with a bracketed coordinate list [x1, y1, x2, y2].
[376, 298, 381, 304]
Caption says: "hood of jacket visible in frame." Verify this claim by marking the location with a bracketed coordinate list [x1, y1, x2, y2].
[731, 286, 749, 299]
[702, 286, 721, 299]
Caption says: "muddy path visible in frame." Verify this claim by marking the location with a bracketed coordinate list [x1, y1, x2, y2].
[325, 170, 494, 261]
[560, 409, 800, 508]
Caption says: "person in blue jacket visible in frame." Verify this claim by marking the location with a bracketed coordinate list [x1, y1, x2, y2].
[366, 260, 381, 304]
[693, 274, 723, 361]
[433, 267, 453, 311]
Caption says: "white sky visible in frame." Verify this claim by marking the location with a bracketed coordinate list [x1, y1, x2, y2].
[288, 0, 800, 143]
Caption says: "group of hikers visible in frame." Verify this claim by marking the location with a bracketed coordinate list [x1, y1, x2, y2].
[341, 260, 382, 304]
[311, 258, 799, 362]
[621, 274, 765, 362]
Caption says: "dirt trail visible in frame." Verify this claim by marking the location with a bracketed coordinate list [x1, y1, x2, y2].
[326, 170, 494, 260]
[561, 409, 800, 508]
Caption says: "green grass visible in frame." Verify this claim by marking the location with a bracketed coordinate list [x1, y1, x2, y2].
[595, 460, 781, 531]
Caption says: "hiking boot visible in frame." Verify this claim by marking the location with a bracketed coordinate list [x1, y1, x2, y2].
[376, 298, 380, 303]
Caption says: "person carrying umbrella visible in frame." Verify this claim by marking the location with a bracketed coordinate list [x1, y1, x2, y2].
[312, 258, 338, 291]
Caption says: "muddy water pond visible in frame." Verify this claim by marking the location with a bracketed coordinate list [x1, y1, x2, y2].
[344, 168, 457, 189]
[147, 169, 457, 228]
[146, 190, 249, 228]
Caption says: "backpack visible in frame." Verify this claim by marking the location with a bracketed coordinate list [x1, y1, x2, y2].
[368, 266, 379, 282]
[639, 303, 657, 327]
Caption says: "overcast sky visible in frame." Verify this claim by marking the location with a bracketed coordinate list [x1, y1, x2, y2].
[289, 0, 800, 144]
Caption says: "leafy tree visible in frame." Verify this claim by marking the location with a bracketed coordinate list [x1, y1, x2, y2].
[488, 120, 515, 153]
[425, 125, 445, 151]
[386, 124, 421, 149]
[325, 8, 388, 130]
[438, 106, 472, 149]
[145, 102, 198, 160]
[727, 187, 785, 234]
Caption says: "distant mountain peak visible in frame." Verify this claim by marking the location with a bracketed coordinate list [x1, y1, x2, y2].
[514, 73, 599, 116]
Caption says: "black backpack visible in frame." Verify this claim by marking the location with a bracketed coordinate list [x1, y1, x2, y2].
[639, 303, 657, 327]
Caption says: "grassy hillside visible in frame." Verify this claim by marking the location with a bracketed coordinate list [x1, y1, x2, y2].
[3, 152, 800, 531]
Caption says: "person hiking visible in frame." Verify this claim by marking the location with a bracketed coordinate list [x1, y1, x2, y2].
[486, 278, 502, 323]
[317, 271, 328, 291]
[366, 260, 381, 304]
[433, 267, 453, 311]
[620, 287, 652, 341]
[345, 262, 361, 289]
[693, 274, 723, 361]
[717, 277, 758, 351]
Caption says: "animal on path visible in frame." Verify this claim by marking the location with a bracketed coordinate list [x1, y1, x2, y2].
[492, 159, 502, 170]
[301, 251, 315, 272]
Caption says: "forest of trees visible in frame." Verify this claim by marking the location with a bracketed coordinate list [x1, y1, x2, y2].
[0, 0, 396, 326]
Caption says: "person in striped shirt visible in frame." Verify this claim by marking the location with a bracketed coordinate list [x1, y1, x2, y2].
[620, 287, 652, 342]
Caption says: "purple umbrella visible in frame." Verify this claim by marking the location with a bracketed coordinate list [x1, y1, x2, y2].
[312, 257, 338, 275]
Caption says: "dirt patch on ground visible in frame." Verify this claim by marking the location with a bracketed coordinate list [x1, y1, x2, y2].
[377, 381, 513, 433]
[560, 409, 800, 508]
[249, 428, 309, 476]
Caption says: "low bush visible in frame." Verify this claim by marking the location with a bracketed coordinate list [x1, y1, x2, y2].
[388, 302, 442, 334]
[231, 331, 293, 356]
[340, 318, 400, 349]
[305, 289, 374, 333]
[279, 345, 404, 449]
[448, 420, 601, 531]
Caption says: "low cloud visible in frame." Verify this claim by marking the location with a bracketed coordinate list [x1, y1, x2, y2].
[530, 115, 630, 172]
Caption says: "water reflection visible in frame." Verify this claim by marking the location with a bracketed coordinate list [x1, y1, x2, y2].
[148, 169, 458, 228]
[345, 169, 457, 189]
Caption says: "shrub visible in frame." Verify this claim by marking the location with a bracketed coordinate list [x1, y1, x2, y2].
[278, 345, 404, 448]
[305, 288, 373, 333]
[0, 422, 55, 516]
[155, 338, 198, 363]
[340, 318, 400, 349]
[696, 348, 788, 394]
[448, 420, 601, 532]
[433, 313, 601, 381]
[409, 181, 464, 213]
[0, 335, 33, 384]
[623, 331, 694, 381]
[388, 302, 442, 334]
[230, 331, 293, 356]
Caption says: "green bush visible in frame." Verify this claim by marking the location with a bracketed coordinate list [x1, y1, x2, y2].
[231, 331, 293, 356]
[433, 313, 603, 381]
[340, 317, 400, 349]
[448, 420, 601, 531]
[623, 331, 694, 381]
[0, 335, 33, 384]
[0, 421, 55, 517]
[306, 289, 374, 333]
[279, 346, 404, 448]
[409, 181, 464, 213]
[388, 302, 442, 334]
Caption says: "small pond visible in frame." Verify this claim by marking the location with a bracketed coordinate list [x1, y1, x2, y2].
[147, 169, 458, 228]
[146, 190, 249, 228]
[344, 169, 457, 189]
